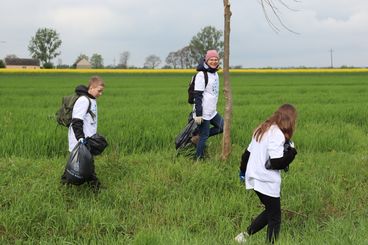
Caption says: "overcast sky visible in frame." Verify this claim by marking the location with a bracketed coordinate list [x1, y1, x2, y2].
[0, 0, 367, 68]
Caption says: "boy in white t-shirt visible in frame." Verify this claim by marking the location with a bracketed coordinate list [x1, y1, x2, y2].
[61, 76, 105, 190]
[192, 50, 224, 159]
[235, 104, 298, 244]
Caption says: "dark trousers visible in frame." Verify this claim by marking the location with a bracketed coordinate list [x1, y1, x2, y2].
[247, 190, 281, 243]
[196, 113, 223, 158]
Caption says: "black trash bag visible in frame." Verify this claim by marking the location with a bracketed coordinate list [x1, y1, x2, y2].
[64, 142, 95, 185]
[264, 140, 296, 172]
[175, 112, 199, 150]
[86, 133, 108, 155]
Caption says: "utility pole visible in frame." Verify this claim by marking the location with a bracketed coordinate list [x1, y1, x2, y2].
[330, 49, 334, 68]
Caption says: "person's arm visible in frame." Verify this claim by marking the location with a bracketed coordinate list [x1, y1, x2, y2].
[71, 118, 85, 140]
[266, 127, 295, 170]
[269, 147, 297, 170]
[239, 144, 251, 181]
[194, 72, 205, 117]
[240, 149, 250, 172]
[71, 96, 89, 140]
[194, 91, 203, 117]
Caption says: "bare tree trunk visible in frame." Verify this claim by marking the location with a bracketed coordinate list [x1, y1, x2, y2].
[221, 0, 232, 161]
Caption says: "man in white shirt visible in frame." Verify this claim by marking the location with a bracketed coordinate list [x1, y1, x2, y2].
[61, 76, 105, 190]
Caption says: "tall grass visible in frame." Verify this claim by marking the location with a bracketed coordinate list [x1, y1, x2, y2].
[0, 72, 368, 244]
[1, 72, 368, 157]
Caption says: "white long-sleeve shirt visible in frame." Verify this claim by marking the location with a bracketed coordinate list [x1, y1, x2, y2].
[245, 125, 285, 197]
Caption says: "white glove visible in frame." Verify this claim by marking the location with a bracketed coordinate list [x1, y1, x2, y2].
[194, 116, 203, 125]
[78, 138, 87, 145]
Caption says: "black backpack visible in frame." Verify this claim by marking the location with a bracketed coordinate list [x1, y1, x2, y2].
[187, 71, 208, 104]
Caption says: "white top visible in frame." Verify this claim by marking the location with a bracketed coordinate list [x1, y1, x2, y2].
[193, 71, 219, 120]
[245, 125, 285, 198]
[68, 96, 98, 152]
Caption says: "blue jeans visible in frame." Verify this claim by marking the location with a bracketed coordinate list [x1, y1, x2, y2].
[196, 113, 224, 158]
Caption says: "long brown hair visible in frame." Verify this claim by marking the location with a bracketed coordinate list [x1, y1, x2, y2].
[253, 104, 297, 142]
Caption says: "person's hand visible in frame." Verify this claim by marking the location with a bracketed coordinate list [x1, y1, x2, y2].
[286, 140, 297, 155]
[194, 116, 203, 125]
[284, 140, 296, 151]
[78, 138, 87, 145]
[265, 158, 272, 169]
[239, 170, 245, 183]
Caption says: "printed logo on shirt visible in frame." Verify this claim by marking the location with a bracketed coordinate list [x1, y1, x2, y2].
[91, 104, 97, 114]
[212, 78, 219, 96]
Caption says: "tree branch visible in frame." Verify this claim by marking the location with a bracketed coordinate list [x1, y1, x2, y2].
[260, 0, 300, 34]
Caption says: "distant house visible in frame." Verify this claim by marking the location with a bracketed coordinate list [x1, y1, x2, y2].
[5, 58, 40, 69]
[76, 58, 91, 69]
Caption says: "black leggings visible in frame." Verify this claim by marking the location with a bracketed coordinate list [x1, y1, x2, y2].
[247, 190, 281, 243]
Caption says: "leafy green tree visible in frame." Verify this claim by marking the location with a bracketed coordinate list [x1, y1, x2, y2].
[28, 28, 62, 67]
[43, 62, 54, 69]
[189, 26, 224, 65]
[0, 59, 5, 68]
[90, 53, 104, 69]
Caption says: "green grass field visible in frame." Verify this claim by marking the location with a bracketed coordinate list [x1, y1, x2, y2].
[0, 72, 368, 244]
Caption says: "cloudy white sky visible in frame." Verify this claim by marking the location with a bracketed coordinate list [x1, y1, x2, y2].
[0, 0, 367, 68]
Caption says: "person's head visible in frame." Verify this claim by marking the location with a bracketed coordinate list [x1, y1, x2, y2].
[205, 50, 219, 69]
[88, 76, 105, 98]
[254, 104, 297, 142]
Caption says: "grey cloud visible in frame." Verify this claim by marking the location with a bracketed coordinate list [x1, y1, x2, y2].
[0, 0, 367, 67]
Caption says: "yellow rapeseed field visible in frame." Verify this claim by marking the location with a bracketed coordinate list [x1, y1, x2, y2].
[1, 68, 368, 74]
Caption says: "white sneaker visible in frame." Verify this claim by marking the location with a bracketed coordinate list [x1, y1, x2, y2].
[234, 232, 248, 244]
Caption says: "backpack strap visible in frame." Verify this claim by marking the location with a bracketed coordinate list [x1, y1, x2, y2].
[194, 71, 208, 88]
[192, 71, 208, 90]
[203, 71, 209, 88]
[83, 96, 96, 119]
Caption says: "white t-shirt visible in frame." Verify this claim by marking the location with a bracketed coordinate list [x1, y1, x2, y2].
[245, 125, 285, 197]
[68, 96, 98, 152]
[193, 71, 219, 120]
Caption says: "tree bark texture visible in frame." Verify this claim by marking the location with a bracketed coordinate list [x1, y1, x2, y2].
[221, 0, 233, 161]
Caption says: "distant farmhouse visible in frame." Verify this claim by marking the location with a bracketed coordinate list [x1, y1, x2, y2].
[5, 58, 40, 69]
[75, 58, 91, 69]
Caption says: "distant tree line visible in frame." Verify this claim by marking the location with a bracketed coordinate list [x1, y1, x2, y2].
[1, 26, 224, 69]
[164, 26, 224, 69]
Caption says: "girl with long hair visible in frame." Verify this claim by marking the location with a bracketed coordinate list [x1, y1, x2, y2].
[235, 104, 298, 244]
